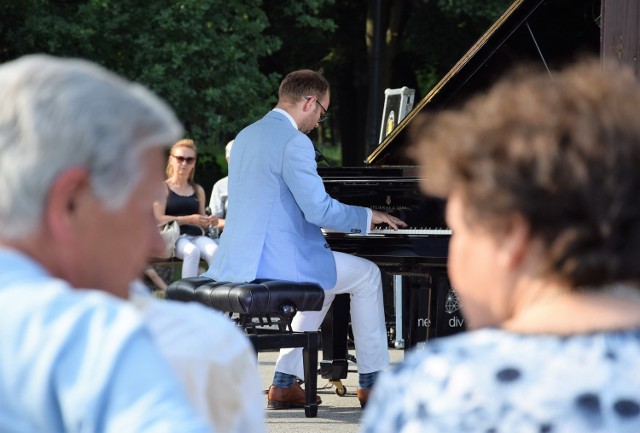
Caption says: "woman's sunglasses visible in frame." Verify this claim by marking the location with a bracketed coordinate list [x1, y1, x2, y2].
[171, 155, 196, 165]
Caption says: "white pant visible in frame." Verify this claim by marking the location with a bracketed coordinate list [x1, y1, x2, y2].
[175, 235, 218, 278]
[274, 251, 389, 378]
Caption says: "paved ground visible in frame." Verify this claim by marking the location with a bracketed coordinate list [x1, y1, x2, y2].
[257, 348, 406, 433]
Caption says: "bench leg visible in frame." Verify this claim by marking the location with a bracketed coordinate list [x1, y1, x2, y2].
[302, 331, 319, 418]
[248, 331, 320, 417]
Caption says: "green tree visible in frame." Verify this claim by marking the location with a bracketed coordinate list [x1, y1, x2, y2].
[1, 0, 282, 190]
[403, 0, 513, 94]
[260, 0, 511, 163]
[357, 0, 512, 156]
[1, 0, 513, 172]
[260, 0, 339, 161]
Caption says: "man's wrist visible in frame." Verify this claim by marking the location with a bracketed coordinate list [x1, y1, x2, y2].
[365, 208, 373, 233]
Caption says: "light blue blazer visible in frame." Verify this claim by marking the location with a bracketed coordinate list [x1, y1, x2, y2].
[205, 110, 368, 289]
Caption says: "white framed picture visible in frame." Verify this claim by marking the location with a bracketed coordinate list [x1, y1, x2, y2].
[379, 87, 415, 143]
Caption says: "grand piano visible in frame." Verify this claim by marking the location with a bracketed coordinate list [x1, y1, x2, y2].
[319, 0, 601, 384]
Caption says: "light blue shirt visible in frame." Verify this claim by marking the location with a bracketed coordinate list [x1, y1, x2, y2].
[0, 248, 213, 433]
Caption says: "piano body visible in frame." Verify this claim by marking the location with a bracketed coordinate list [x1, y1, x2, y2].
[319, 0, 601, 381]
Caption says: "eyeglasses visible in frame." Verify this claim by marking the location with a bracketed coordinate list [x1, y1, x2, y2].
[171, 155, 196, 165]
[305, 96, 329, 123]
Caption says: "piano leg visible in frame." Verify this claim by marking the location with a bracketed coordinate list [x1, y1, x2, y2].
[406, 275, 431, 348]
[320, 294, 350, 396]
[393, 275, 405, 349]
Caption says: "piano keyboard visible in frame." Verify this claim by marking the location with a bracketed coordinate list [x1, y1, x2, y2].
[370, 227, 452, 236]
[323, 227, 451, 236]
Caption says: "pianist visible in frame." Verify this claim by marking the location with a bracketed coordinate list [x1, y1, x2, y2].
[204, 69, 406, 409]
[362, 58, 640, 432]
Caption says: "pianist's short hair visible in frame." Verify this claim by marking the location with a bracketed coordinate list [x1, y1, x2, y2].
[278, 69, 329, 102]
[410, 58, 640, 288]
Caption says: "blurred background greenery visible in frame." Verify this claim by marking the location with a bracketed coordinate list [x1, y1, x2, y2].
[0, 0, 510, 194]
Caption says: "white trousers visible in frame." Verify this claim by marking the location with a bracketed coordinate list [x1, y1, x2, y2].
[274, 251, 389, 379]
[175, 235, 219, 278]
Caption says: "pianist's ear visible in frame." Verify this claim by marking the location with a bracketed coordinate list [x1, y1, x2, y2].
[302, 97, 315, 113]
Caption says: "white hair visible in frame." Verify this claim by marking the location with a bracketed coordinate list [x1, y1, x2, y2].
[0, 54, 183, 240]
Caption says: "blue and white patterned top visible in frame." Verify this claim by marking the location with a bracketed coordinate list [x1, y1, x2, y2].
[361, 328, 640, 433]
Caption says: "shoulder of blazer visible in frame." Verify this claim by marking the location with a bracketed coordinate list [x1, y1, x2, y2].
[265, 110, 295, 126]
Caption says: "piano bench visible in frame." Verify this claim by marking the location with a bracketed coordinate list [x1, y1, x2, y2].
[165, 276, 325, 418]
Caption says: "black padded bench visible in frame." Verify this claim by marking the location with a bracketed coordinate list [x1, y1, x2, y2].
[166, 277, 325, 417]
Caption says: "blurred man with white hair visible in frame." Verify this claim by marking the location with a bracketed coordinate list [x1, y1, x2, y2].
[0, 54, 215, 432]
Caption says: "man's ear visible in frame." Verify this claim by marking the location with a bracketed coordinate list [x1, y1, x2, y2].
[498, 212, 531, 269]
[45, 168, 92, 241]
[302, 96, 315, 113]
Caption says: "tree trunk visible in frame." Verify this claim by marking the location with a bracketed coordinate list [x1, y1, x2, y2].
[365, 0, 406, 157]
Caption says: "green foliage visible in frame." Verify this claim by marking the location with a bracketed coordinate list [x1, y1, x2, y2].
[0, 0, 514, 176]
[2, 0, 281, 191]
[263, 0, 336, 32]
[435, 0, 513, 16]
[260, 0, 337, 78]
[256, 0, 342, 163]
[405, 0, 512, 95]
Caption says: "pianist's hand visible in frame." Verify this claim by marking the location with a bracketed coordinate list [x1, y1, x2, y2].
[371, 210, 407, 231]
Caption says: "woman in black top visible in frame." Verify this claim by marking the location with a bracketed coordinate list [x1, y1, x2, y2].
[153, 139, 218, 277]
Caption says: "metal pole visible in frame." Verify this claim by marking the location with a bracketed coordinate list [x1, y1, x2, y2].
[367, 0, 383, 155]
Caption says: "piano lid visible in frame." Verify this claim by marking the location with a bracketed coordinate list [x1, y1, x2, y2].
[366, 0, 601, 166]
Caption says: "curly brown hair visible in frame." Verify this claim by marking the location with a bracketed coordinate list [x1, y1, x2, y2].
[409, 58, 640, 289]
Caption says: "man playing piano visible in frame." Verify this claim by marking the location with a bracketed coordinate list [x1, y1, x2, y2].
[204, 69, 406, 409]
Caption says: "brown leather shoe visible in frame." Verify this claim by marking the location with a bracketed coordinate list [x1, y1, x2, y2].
[357, 388, 371, 408]
[267, 383, 322, 410]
